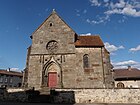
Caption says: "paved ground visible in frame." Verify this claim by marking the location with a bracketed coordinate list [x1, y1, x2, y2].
[0, 103, 139, 105]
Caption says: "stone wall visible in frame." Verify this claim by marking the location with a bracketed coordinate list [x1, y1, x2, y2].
[115, 80, 140, 88]
[0, 88, 7, 101]
[27, 11, 76, 89]
[75, 48, 104, 88]
[1, 88, 140, 103]
[54, 88, 140, 104]
[0, 88, 25, 102]
[6, 88, 27, 102]
[25, 10, 113, 89]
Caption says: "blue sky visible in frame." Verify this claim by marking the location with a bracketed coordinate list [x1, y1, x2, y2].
[0, 0, 140, 71]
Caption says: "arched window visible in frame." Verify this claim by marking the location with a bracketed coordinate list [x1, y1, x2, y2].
[83, 54, 89, 68]
[117, 82, 125, 88]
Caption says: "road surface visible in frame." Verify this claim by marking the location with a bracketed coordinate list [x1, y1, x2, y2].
[0, 102, 139, 105]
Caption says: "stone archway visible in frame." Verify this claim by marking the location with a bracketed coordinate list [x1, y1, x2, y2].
[42, 58, 61, 88]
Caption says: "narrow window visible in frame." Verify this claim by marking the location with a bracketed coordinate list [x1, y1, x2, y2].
[5, 78, 8, 83]
[10, 78, 12, 83]
[0, 77, 3, 82]
[83, 54, 89, 68]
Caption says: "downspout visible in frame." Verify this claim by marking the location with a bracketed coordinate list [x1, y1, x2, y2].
[41, 55, 45, 87]
[61, 55, 64, 88]
[101, 47, 106, 88]
[61, 67, 63, 88]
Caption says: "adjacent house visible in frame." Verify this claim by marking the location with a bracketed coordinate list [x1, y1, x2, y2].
[0, 69, 23, 88]
[22, 10, 114, 90]
[114, 66, 140, 88]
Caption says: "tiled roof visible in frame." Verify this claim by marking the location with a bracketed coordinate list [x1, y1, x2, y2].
[0, 70, 23, 77]
[114, 68, 140, 80]
[75, 36, 104, 47]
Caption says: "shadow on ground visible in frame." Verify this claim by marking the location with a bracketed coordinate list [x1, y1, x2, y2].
[1, 88, 75, 104]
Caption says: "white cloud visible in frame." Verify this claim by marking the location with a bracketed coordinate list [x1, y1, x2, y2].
[105, 0, 140, 17]
[8, 68, 20, 71]
[134, 3, 140, 8]
[86, 15, 110, 24]
[75, 9, 87, 17]
[76, 14, 80, 16]
[122, 7, 140, 17]
[105, 9, 122, 15]
[111, 0, 126, 9]
[75, 9, 80, 13]
[87, 18, 103, 24]
[129, 45, 140, 52]
[104, 0, 109, 3]
[83, 9, 87, 14]
[88, 0, 140, 25]
[45, 8, 48, 12]
[80, 33, 92, 36]
[89, 0, 101, 6]
[112, 60, 140, 69]
[114, 60, 138, 66]
[104, 42, 124, 53]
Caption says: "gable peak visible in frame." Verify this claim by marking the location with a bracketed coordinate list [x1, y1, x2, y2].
[51, 9, 57, 14]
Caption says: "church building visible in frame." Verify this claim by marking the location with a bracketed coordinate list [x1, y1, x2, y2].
[23, 10, 114, 89]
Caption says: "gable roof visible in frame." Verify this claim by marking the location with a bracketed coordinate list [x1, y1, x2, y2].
[75, 35, 104, 47]
[114, 68, 140, 80]
[104, 48, 110, 54]
[0, 70, 23, 77]
[30, 10, 78, 39]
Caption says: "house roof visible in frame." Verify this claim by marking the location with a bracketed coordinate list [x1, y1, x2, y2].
[75, 36, 104, 47]
[114, 67, 140, 80]
[0, 70, 23, 77]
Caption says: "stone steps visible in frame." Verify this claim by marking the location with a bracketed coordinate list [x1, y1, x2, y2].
[39, 87, 50, 95]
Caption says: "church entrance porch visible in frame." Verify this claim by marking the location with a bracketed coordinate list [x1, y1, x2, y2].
[42, 57, 62, 88]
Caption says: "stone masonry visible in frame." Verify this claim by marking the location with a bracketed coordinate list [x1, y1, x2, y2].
[23, 10, 114, 90]
[54, 88, 140, 104]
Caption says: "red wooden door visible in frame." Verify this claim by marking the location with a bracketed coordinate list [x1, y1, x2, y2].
[48, 72, 57, 88]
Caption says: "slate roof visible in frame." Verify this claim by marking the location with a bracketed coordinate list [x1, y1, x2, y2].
[114, 67, 140, 80]
[0, 70, 23, 77]
[75, 36, 104, 47]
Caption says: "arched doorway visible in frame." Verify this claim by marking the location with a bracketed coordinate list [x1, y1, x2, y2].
[42, 61, 61, 88]
[47, 62, 58, 88]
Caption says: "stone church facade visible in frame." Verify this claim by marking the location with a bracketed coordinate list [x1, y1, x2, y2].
[23, 10, 114, 89]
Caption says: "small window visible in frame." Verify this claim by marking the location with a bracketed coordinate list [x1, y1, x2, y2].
[117, 82, 125, 88]
[50, 23, 53, 27]
[5, 78, 8, 83]
[83, 54, 89, 68]
[0, 77, 3, 82]
[10, 78, 12, 83]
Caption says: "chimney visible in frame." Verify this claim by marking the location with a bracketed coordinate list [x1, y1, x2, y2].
[7, 68, 10, 71]
[128, 66, 131, 71]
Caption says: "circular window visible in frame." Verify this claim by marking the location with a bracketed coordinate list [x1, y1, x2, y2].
[46, 40, 58, 53]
